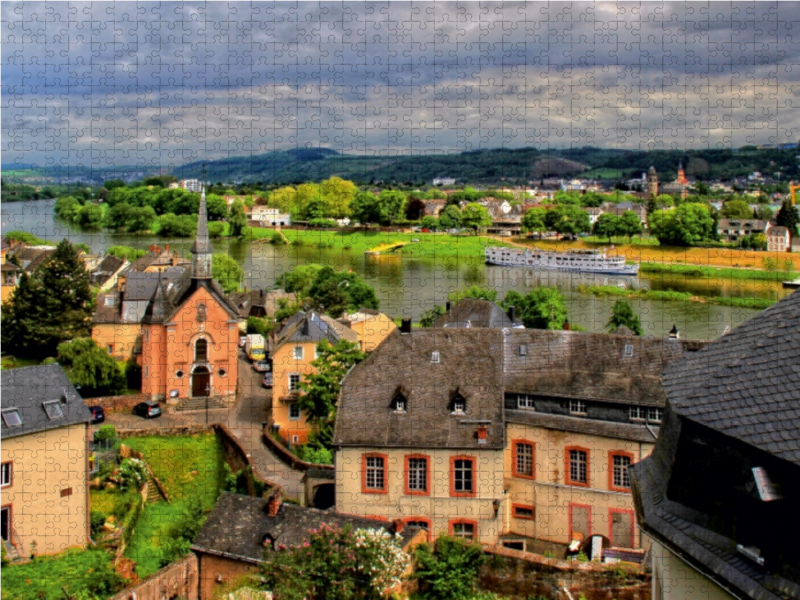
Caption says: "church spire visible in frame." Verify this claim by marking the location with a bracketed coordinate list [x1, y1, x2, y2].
[191, 164, 213, 279]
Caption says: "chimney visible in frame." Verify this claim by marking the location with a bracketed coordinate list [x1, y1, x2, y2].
[445, 301, 452, 312]
[507, 306, 516, 322]
[477, 425, 488, 444]
[165, 244, 170, 253]
[392, 519, 404, 535]
[302, 317, 310, 336]
[400, 318, 412, 334]
[267, 490, 282, 517]
[563, 319, 570, 331]
[172, 252, 179, 267]
[669, 324, 680, 339]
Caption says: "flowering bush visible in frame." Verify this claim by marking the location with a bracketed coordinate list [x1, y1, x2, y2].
[116, 458, 147, 491]
[260, 522, 409, 600]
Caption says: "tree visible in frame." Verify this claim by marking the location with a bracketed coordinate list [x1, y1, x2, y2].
[212, 254, 244, 294]
[320, 176, 358, 218]
[756, 205, 774, 220]
[378, 190, 407, 225]
[502, 288, 568, 330]
[618, 210, 644, 242]
[419, 215, 439, 230]
[276, 264, 324, 297]
[592, 213, 621, 242]
[350, 191, 385, 225]
[205, 194, 229, 221]
[776, 199, 799, 233]
[521, 207, 547, 235]
[419, 305, 446, 327]
[306, 266, 379, 316]
[103, 179, 126, 191]
[158, 213, 196, 237]
[648, 204, 715, 246]
[56, 338, 126, 397]
[54, 196, 82, 221]
[605, 300, 643, 335]
[545, 204, 591, 237]
[413, 536, 485, 600]
[228, 200, 248, 238]
[720, 199, 752, 219]
[460, 202, 492, 234]
[127, 206, 156, 232]
[438, 205, 463, 230]
[447, 286, 498, 303]
[77, 204, 104, 228]
[740, 232, 767, 250]
[2, 239, 94, 358]
[106, 245, 147, 261]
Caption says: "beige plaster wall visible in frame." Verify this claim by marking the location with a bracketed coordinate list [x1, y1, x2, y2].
[650, 540, 736, 600]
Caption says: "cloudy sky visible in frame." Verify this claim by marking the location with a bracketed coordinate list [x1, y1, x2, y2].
[3, 1, 800, 170]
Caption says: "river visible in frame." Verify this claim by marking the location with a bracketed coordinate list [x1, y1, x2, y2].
[2, 199, 790, 340]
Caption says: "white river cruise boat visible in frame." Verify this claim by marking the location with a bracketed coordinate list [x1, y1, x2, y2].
[485, 246, 639, 276]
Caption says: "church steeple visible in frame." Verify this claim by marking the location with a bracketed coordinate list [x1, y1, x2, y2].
[191, 165, 213, 279]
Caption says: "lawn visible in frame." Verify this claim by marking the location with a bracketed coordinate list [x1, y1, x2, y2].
[122, 433, 226, 578]
[0, 355, 41, 370]
[1, 547, 122, 600]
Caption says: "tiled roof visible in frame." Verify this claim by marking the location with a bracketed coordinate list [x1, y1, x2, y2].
[192, 492, 420, 562]
[1, 364, 91, 439]
[433, 299, 519, 329]
[334, 328, 505, 449]
[662, 290, 800, 466]
[274, 312, 357, 349]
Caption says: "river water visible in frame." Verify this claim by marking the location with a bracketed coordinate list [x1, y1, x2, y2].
[2, 199, 790, 341]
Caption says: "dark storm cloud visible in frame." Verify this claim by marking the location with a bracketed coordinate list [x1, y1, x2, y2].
[3, 1, 800, 167]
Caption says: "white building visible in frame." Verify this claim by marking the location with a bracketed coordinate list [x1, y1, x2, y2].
[432, 177, 456, 186]
[251, 206, 291, 226]
[181, 179, 203, 192]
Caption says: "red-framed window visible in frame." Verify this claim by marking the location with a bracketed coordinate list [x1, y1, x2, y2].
[512, 503, 536, 521]
[511, 439, 536, 480]
[449, 519, 478, 540]
[0, 462, 12, 488]
[565, 446, 590, 487]
[404, 454, 430, 496]
[608, 508, 635, 548]
[403, 517, 432, 542]
[361, 453, 388, 494]
[608, 451, 634, 492]
[449, 455, 476, 498]
[568, 503, 592, 542]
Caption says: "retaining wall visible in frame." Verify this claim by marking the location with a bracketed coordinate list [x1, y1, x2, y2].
[108, 553, 199, 600]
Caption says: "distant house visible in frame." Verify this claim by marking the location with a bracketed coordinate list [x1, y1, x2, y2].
[181, 179, 203, 192]
[766, 224, 790, 252]
[423, 199, 447, 217]
[192, 491, 424, 600]
[8, 246, 56, 274]
[229, 289, 298, 320]
[432, 298, 523, 330]
[124, 246, 191, 273]
[599, 202, 647, 225]
[631, 288, 800, 600]
[251, 206, 291, 227]
[717, 219, 768, 243]
[1, 364, 92, 559]
[89, 255, 128, 292]
[582, 206, 605, 225]
[792, 236, 800, 253]
[337, 308, 397, 353]
[432, 177, 456, 186]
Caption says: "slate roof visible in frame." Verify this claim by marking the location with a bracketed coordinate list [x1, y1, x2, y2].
[273, 312, 358, 350]
[89, 255, 126, 287]
[432, 299, 520, 329]
[662, 289, 800, 466]
[228, 289, 298, 318]
[503, 329, 700, 407]
[192, 492, 420, 563]
[718, 219, 768, 231]
[1, 364, 91, 439]
[505, 409, 658, 444]
[92, 268, 190, 325]
[11, 247, 55, 273]
[334, 328, 505, 449]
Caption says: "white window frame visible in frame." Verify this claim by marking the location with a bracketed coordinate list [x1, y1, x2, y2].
[42, 400, 64, 420]
[394, 398, 406, 413]
[569, 399, 587, 415]
[1, 462, 12, 487]
[452, 521, 475, 540]
[288, 373, 301, 391]
[289, 404, 301, 420]
[144, 365, 149, 378]
[293, 346, 304, 360]
[623, 344, 634, 357]
[647, 408, 664, 423]
[629, 406, 645, 421]
[613, 455, 632, 489]
[452, 398, 465, 414]
[407, 457, 428, 493]
[519, 344, 527, 356]
[430, 351, 440, 363]
[107, 344, 114, 355]
[517, 395, 535, 409]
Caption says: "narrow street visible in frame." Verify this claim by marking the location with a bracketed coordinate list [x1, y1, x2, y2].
[101, 352, 305, 500]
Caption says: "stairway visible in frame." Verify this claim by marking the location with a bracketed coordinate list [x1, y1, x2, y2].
[175, 396, 227, 412]
[145, 473, 162, 504]
[3, 538, 22, 563]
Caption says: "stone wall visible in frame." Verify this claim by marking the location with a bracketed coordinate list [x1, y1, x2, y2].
[84, 393, 146, 414]
[261, 425, 334, 472]
[478, 545, 650, 600]
[215, 423, 277, 494]
[117, 424, 212, 439]
[108, 553, 199, 600]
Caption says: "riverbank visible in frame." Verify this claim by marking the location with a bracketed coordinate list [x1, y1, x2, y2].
[575, 284, 776, 310]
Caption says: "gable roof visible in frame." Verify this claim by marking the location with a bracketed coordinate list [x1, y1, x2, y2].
[433, 299, 519, 330]
[273, 312, 358, 350]
[334, 328, 505, 449]
[191, 492, 420, 563]
[1, 364, 91, 439]
[662, 290, 800, 466]
[89, 255, 126, 286]
[504, 329, 700, 407]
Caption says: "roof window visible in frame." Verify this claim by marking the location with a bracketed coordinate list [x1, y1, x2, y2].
[519, 344, 527, 356]
[392, 392, 407, 413]
[451, 393, 466, 415]
[43, 400, 64, 420]
[430, 351, 440, 364]
[2, 409, 22, 428]
[623, 344, 634, 357]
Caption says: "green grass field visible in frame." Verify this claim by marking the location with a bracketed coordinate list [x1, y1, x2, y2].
[575, 284, 776, 310]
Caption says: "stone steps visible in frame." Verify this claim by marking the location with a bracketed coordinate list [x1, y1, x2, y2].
[145, 474, 162, 504]
[175, 396, 227, 412]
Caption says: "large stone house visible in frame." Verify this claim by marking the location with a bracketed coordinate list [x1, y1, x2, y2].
[716, 219, 768, 243]
[632, 289, 800, 600]
[765, 223, 790, 252]
[140, 189, 241, 402]
[334, 321, 701, 551]
[1, 364, 92, 559]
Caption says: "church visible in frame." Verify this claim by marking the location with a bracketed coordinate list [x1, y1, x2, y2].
[140, 187, 241, 402]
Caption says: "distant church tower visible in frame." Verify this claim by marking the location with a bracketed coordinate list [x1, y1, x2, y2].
[647, 166, 659, 197]
[676, 161, 688, 185]
[191, 167, 213, 279]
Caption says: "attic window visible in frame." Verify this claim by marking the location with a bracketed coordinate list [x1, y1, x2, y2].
[43, 400, 64, 420]
[623, 344, 634, 357]
[451, 394, 466, 415]
[392, 393, 407, 413]
[430, 351, 440, 364]
[647, 408, 663, 423]
[103, 296, 115, 307]
[569, 400, 587, 416]
[519, 344, 527, 356]
[1, 409, 22, 428]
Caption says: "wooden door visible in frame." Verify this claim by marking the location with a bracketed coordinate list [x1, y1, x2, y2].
[192, 368, 210, 397]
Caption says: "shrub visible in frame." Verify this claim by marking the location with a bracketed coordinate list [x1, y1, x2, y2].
[413, 535, 486, 600]
[90, 510, 106, 536]
[295, 444, 333, 465]
[270, 231, 287, 245]
[308, 218, 337, 228]
[291, 237, 305, 246]
[117, 458, 147, 491]
[94, 424, 117, 443]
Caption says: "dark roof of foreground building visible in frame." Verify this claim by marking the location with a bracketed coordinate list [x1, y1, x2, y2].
[192, 492, 420, 563]
[334, 328, 505, 449]
[631, 291, 800, 600]
[432, 298, 521, 329]
[272, 311, 358, 350]
[1, 364, 91, 439]
[503, 329, 702, 407]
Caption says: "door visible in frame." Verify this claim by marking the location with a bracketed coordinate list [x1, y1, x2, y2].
[570, 504, 590, 541]
[1, 506, 10, 542]
[610, 510, 634, 548]
[192, 367, 211, 397]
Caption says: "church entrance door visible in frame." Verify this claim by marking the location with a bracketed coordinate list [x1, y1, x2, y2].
[192, 367, 211, 397]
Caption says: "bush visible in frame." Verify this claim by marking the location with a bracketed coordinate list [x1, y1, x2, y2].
[90, 510, 106, 537]
[246, 316, 273, 337]
[413, 535, 486, 600]
[295, 444, 333, 465]
[308, 218, 337, 228]
[94, 424, 117, 443]
[117, 458, 147, 491]
[270, 231, 287, 245]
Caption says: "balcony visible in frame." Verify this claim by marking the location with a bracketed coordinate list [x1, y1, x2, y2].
[280, 391, 301, 403]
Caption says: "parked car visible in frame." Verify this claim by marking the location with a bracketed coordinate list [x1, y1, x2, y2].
[239, 336, 247, 348]
[262, 372, 273, 388]
[88, 405, 105, 424]
[253, 359, 271, 373]
[132, 401, 162, 419]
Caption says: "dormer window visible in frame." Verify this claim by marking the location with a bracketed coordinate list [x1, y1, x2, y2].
[518, 344, 527, 356]
[392, 393, 407, 413]
[431, 351, 440, 364]
[623, 344, 634, 357]
[451, 393, 466, 415]
[43, 400, 64, 420]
